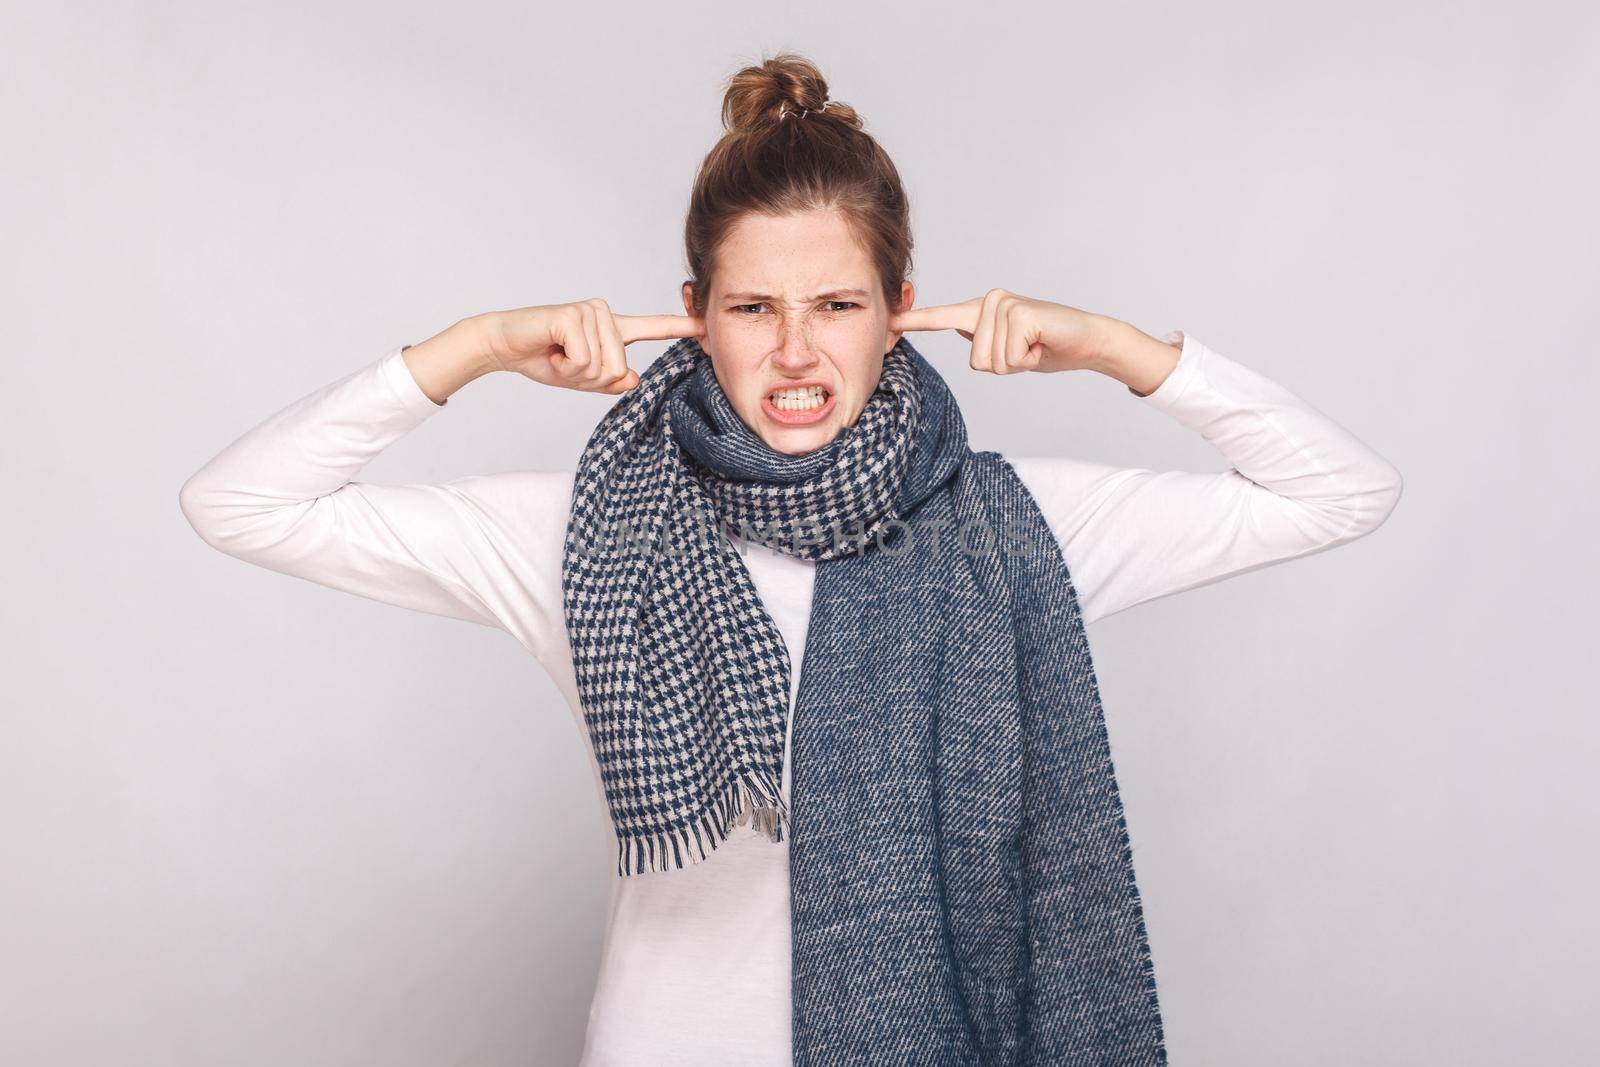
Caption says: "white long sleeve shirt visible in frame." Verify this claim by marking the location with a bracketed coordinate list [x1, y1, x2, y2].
[179, 331, 1403, 1065]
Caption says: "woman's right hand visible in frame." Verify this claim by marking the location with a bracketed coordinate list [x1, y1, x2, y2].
[484, 299, 705, 395]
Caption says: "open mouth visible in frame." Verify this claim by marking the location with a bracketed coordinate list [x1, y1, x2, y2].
[762, 382, 836, 426]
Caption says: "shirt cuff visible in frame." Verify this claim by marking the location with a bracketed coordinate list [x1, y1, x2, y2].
[379, 344, 449, 416]
[1128, 329, 1201, 411]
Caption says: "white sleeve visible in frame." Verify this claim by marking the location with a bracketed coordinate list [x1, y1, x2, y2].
[1007, 331, 1404, 626]
[178, 346, 574, 661]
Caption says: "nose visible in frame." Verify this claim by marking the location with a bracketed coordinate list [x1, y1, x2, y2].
[771, 321, 821, 375]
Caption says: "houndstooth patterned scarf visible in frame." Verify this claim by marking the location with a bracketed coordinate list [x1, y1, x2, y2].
[561, 335, 923, 876]
[561, 334, 1167, 1063]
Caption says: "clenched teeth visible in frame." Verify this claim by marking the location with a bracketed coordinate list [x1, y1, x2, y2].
[770, 386, 829, 411]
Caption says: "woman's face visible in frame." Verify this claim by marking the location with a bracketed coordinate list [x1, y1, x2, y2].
[684, 208, 912, 456]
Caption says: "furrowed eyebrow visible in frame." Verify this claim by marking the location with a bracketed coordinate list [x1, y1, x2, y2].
[723, 289, 870, 303]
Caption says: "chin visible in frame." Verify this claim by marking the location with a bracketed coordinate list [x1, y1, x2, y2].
[760, 423, 840, 456]
[740, 391, 852, 455]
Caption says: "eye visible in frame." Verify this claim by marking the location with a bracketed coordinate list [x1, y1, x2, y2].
[731, 300, 857, 315]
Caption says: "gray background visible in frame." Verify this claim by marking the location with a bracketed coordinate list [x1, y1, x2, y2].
[3, 2, 1595, 1064]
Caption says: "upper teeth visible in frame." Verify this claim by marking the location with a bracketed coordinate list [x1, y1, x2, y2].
[771, 386, 828, 411]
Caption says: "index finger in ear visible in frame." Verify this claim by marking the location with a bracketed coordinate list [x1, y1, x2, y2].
[888, 298, 982, 336]
[614, 314, 707, 345]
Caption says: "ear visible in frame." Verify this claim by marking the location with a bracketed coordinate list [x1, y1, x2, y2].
[886, 280, 914, 353]
[682, 282, 709, 356]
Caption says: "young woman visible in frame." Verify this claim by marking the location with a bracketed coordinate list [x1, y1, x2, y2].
[181, 52, 1402, 1067]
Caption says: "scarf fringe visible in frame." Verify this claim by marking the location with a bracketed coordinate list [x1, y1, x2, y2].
[615, 769, 790, 877]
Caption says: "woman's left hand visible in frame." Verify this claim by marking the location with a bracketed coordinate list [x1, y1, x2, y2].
[889, 289, 1113, 376]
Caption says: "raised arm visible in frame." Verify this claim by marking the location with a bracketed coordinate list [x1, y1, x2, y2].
[1007, 330, 1404, 625]
[177, 317, 574, 657]
[179, 302, 703, 660]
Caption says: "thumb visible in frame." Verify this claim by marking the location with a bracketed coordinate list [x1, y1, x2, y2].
[601, 369, 640, 394]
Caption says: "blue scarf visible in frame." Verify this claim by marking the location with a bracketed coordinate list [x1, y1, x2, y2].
[562, 335, 1167, 1064]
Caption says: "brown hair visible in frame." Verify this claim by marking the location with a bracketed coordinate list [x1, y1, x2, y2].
[682, 51, 913, 318]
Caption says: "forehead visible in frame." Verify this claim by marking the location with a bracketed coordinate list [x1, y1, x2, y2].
[713, 209, 875, 297]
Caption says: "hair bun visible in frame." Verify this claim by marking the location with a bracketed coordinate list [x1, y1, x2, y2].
[721, 51, 863, 133]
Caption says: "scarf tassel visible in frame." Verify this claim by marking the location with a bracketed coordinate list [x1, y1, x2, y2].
[615, 769, 791, 876]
